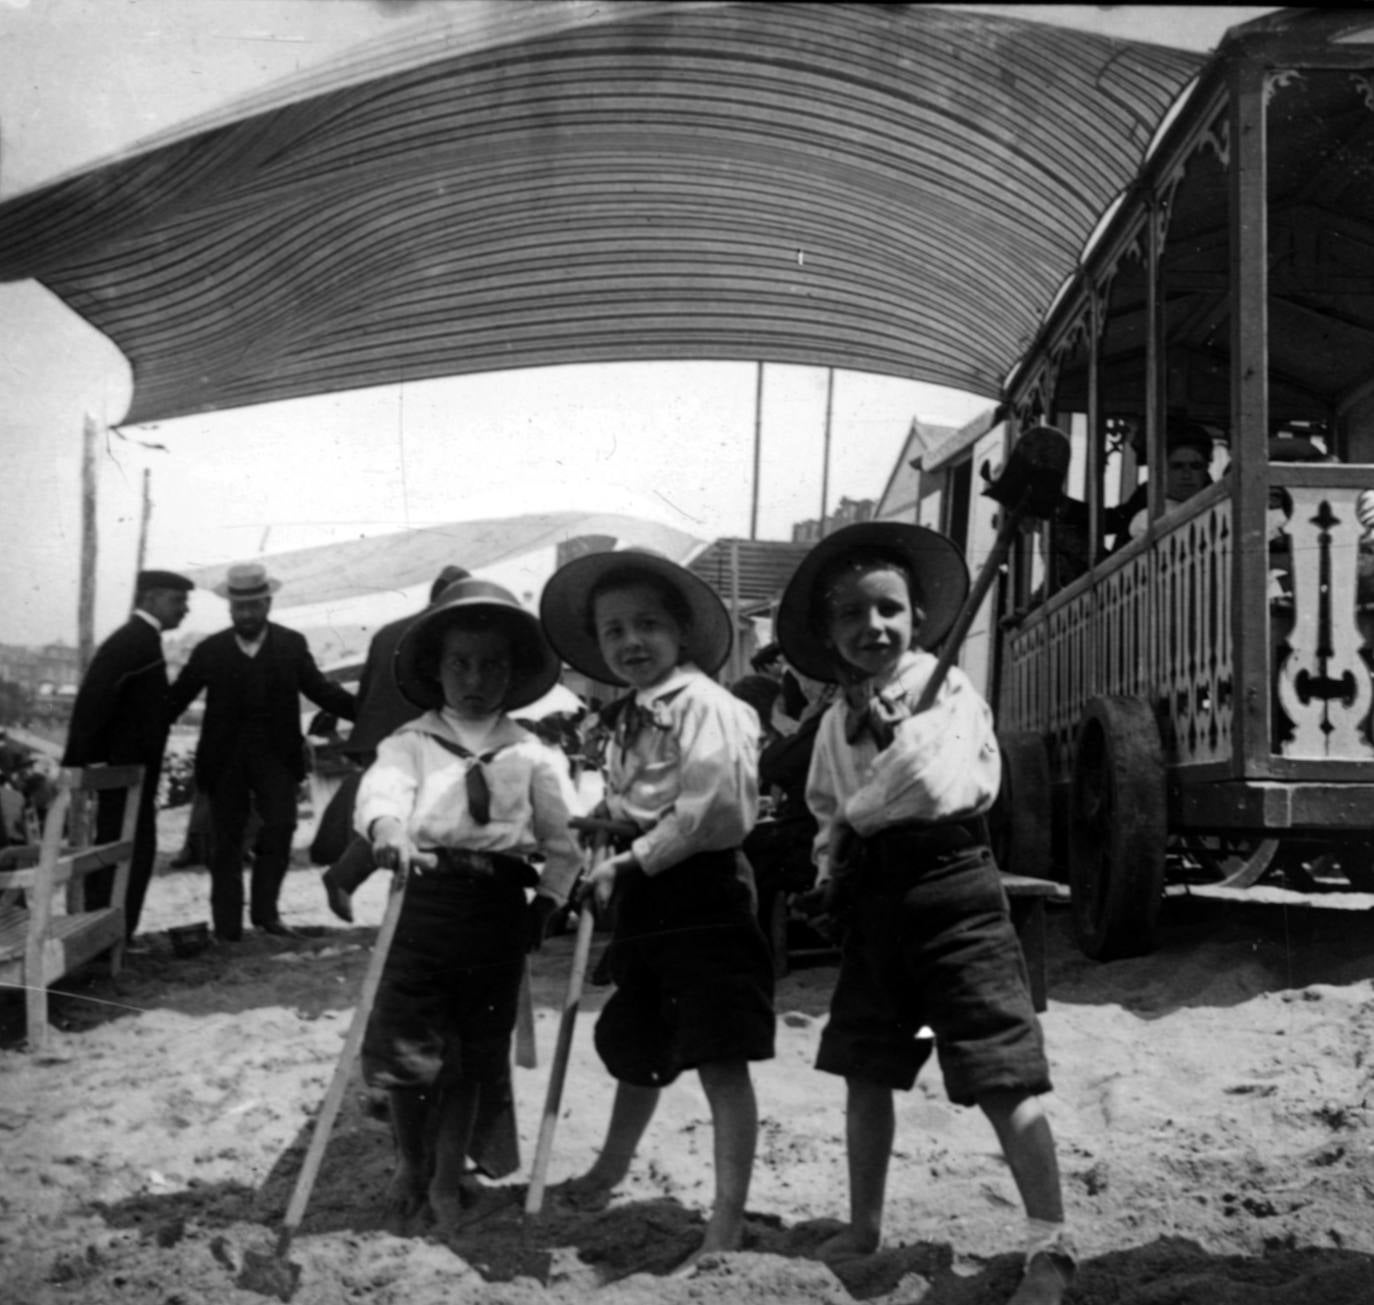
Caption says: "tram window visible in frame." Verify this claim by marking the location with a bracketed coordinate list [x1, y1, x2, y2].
[945, 457, 973, 555]
[1267, 71, 1374, 463]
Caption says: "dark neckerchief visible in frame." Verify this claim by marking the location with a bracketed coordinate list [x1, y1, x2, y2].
[842, 680, 914, 751]
[605, 684, 689, 753]
[419, 732, 509, 825]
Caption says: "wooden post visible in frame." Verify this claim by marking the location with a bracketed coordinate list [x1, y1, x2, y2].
[133, 468, 152, 594]
[78, 414, 99, 673]
[750, 362, 763, 541]
[729, 538, 743, 682]
[819, 368, 834, 537]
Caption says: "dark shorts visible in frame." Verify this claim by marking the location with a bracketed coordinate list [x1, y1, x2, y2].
[816, 825, 1051, 1105]
[594, 849, 776, 1088]
[362, 859, 527, 1091]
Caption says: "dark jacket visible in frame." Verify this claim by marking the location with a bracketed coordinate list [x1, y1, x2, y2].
[62, 615, 171, 768]
[167, 623, 357, 787]
[345, 611, 423, 761]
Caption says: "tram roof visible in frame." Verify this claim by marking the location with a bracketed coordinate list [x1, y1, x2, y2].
[0, 2, 1212, 427]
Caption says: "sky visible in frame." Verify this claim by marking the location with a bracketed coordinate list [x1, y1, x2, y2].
[0, 1, 1274, 651]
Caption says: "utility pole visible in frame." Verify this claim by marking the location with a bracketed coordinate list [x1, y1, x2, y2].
[78, 413, 99, 673]
[134, 467, 152, 586]
[819, 367, 834, 537]
[749, 362, 763, 540]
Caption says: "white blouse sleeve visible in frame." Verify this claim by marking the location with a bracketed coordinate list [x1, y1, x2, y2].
[354, 730, 423, 838]
[804, 703, 848, 884]
[527, 745, 583, 905]
[631, 690, 760, 875]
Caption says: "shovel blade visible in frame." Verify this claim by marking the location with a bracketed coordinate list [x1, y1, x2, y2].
[235, 1246, 301, 1302]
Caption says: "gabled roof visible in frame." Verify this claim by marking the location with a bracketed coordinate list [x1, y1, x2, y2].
[689, 538, 813, 610]
[874, 417, 959, 521]
[0, 2, 1205, 426]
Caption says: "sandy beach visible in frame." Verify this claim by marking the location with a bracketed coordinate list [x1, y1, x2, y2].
[2, 805, 1373, 1305]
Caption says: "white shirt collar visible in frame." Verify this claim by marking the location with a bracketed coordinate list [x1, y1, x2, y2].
[438, 707, 501, 752]
[235, 630, 267, 657]
[633, 662, 699, 706]
[132, 608, 162, 633]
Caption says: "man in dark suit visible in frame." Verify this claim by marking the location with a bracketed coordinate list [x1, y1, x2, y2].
[168, 562, 356, 941]
[317, 564, 469, 922]
[62, 569, 195, 940]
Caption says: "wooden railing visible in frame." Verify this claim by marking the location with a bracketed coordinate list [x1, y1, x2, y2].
[998, 471, 1374, 784]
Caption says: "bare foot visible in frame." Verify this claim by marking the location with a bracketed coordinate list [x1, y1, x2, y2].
[698, 1217, 743, 1256]
[382, 1164, 427, 1232]
[1007, 1249, 1075, 1305]
[817, 1226, 881, 1263]
[667, 1247, 728, 1279]
[429, 1172, 483, 1232]
[552, 1173, 618, 1213]
[667, 1225, 740, 1279]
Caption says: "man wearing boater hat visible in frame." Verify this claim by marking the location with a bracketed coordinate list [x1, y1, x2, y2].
[168, 562, 357, 941]
[63, 568, 196, 942]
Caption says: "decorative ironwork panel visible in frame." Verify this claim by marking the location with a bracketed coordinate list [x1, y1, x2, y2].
[1272, 486, 1374, 758]
[1156, 500, 1232, 766]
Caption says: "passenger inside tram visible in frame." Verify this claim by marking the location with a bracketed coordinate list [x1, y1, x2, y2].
[1120, 418, 1216, 543]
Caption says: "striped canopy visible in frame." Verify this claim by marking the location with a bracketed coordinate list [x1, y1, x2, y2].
[0, 2, 1204, 426]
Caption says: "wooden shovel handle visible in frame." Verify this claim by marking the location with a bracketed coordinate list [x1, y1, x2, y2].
[279, 870, 407, 1240]
[523, 882, 599, 1216]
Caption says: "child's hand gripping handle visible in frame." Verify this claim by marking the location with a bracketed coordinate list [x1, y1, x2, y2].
[795, 823, 859, 943]
[568, 816, 640, 910]
[370, 816, 437, 877]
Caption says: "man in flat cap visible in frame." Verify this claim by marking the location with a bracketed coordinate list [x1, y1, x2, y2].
[168, 562, 357, 941]
[63, 568, 196, 941]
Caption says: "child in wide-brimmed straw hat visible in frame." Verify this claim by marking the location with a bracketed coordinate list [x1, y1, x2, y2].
[539, 549, 775, 1271]
[776, 521, 1074, 1305]
[353, 576, 582, 1233]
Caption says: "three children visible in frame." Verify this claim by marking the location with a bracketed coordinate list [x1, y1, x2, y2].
[352, 531, 1069, 1300]
[775, 521, 1074, 1305]
[355, 575, 581, 1232]
[538, 549, 776, 1270]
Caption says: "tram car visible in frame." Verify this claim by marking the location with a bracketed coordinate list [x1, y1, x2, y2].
[917, 11, 1374, 959]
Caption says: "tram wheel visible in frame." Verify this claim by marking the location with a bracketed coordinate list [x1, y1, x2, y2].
[990, 732, 1056, 882]
[1068, 696, 1167, 959]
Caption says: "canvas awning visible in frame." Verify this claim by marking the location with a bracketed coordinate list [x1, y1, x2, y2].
[0, 2, 1205, 426]
[182, 510, 706, 611]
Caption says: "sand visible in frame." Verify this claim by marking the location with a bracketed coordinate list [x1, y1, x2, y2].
[2, 807, 1373, 1305]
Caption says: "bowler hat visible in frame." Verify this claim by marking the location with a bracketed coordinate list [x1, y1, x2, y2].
[213, 561, 281, 601]
[137, 569, 194, 593]
[394, 576, 561, 711]
[775, 522, 969, 682]
[539, 549, 732, 686]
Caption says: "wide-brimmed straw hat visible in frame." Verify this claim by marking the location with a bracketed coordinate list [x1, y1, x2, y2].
[213, 561, 281, 601]
[775, 522, 970, 682]
[539, 549, 732, 686]
[394, 576, 562, 711]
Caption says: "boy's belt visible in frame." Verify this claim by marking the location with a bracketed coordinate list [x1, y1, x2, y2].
[859, 818, 986, 878]
[430, 847, 539, 889]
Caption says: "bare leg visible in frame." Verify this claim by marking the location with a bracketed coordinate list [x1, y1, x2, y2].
[428, 1079, 483, 1231]
[819, 1076, 893, 1261]
[384, 1087, 432, 1226]
[980, 1088, 1062, 1223]
[671, 1059, 756, 1272]
[557, 1080, 659, 1210]
[979, 1088, 1071, 1305]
